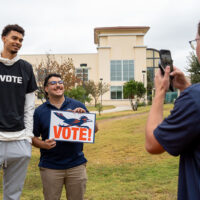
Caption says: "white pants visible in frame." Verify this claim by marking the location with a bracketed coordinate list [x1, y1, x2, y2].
[0, 140, 32, 200]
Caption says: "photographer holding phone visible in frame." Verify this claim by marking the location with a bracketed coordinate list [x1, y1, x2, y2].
[145, 22, 200, 200]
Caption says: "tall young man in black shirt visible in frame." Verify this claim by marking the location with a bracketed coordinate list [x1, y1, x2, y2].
[0, 24, 37, 200]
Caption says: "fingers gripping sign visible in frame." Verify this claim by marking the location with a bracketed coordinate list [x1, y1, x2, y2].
[73, 107, 86, 113]
[73, 107, 98, 133]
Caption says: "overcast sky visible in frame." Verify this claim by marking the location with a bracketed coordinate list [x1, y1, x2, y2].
[0, 0, 199, 73]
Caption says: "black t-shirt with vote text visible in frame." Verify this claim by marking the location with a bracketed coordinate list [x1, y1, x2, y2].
[0, 59, 37, 131]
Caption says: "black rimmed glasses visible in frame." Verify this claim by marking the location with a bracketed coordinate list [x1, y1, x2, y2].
[48, 80, 64, 85]
[189, 38, 200, 50]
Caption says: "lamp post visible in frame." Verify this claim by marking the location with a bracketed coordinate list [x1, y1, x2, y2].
[100, 78, 103, 107]
[142, 70, 146, 105]
[80, 63, 87, 104]
[142, 70, 146, 85]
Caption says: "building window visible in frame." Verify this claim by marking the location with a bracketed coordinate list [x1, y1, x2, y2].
[76, 68, 88, 81]
[110, 60, 134, 81]
[110, 86, 123, 99]
[123, 60, 134, 81]
[146, 48, 160, 82]
[147, 67, 154, 82]
[110, 60, 122, 81]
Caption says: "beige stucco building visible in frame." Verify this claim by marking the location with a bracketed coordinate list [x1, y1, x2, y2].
[21, 26, 155, 106]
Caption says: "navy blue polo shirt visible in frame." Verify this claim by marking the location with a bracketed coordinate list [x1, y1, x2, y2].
[33, 97, 88, 169]
[154, 84, 200, 200]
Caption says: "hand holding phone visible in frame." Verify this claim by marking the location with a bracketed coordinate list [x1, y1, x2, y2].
[159, 49, 174, 91]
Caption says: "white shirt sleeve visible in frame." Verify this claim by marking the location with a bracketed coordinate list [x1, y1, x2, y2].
[24, 92, 35, 139]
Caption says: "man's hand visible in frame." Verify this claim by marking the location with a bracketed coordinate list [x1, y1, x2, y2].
[43, 138, 56, 150]
[145, 66, 170, 154]
[170, 67, 191, 92]
[155, 66, 170, 94]
[73, 107, 86, 113]
[32, 137, 56, 150]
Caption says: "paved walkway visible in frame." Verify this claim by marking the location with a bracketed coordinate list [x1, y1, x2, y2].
[36, 100, 133, 114]
[90, 105, 132, 114]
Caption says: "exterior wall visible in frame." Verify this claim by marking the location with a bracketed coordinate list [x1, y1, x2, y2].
[134, 47, 147, 84]
[109, 36, 136, 59]
[97, 48, 110, 100]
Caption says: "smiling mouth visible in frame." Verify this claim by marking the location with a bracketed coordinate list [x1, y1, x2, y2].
[12, 47, 20, 51]
[12, 44, 20, 48]
[55, 87, 62, 90]
[54, 88, 63, 92]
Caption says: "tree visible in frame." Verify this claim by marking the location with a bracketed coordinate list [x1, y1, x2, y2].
[137, 82, 146, 98]
[123, 80, 146, 111]
[96, 103, 103, 116]
[187, 51, 200, 84]
[147, 70, 154, 103]
[84, 80, 109, 106]
[64, 86, 91, 103]
[35, 54, 81, 100]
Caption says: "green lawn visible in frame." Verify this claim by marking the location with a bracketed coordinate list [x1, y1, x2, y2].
[0, 104, 178, 200]
[87, 105, 115, 112]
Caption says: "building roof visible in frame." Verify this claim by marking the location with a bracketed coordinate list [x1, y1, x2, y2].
[94, 26, 150, 44]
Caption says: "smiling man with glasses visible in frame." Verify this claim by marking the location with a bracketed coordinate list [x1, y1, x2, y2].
[145, 22, 200, 200]
[32, 73, 98, 200]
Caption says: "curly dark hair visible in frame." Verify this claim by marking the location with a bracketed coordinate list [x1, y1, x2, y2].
[1, 24, 25, 37]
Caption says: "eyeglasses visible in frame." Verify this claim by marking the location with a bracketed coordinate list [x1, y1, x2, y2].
[189, 38, 200, 50]
[48, 80, 64, 85]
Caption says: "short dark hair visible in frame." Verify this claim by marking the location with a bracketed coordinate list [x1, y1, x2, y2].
[44, 73, 62, 87]
[1, 24, 25, 37]
[198, 22, 200, 36]
[44, 73, 62, 99]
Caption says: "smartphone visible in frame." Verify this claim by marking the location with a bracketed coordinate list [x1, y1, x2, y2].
[159, 49, 174, 91]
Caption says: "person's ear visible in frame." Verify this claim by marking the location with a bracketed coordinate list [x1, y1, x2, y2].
[44, 86, 48, 93]
[1, 36, 6, 43]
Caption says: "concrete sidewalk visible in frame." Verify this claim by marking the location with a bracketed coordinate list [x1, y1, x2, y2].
[90, 105, 132, 114]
